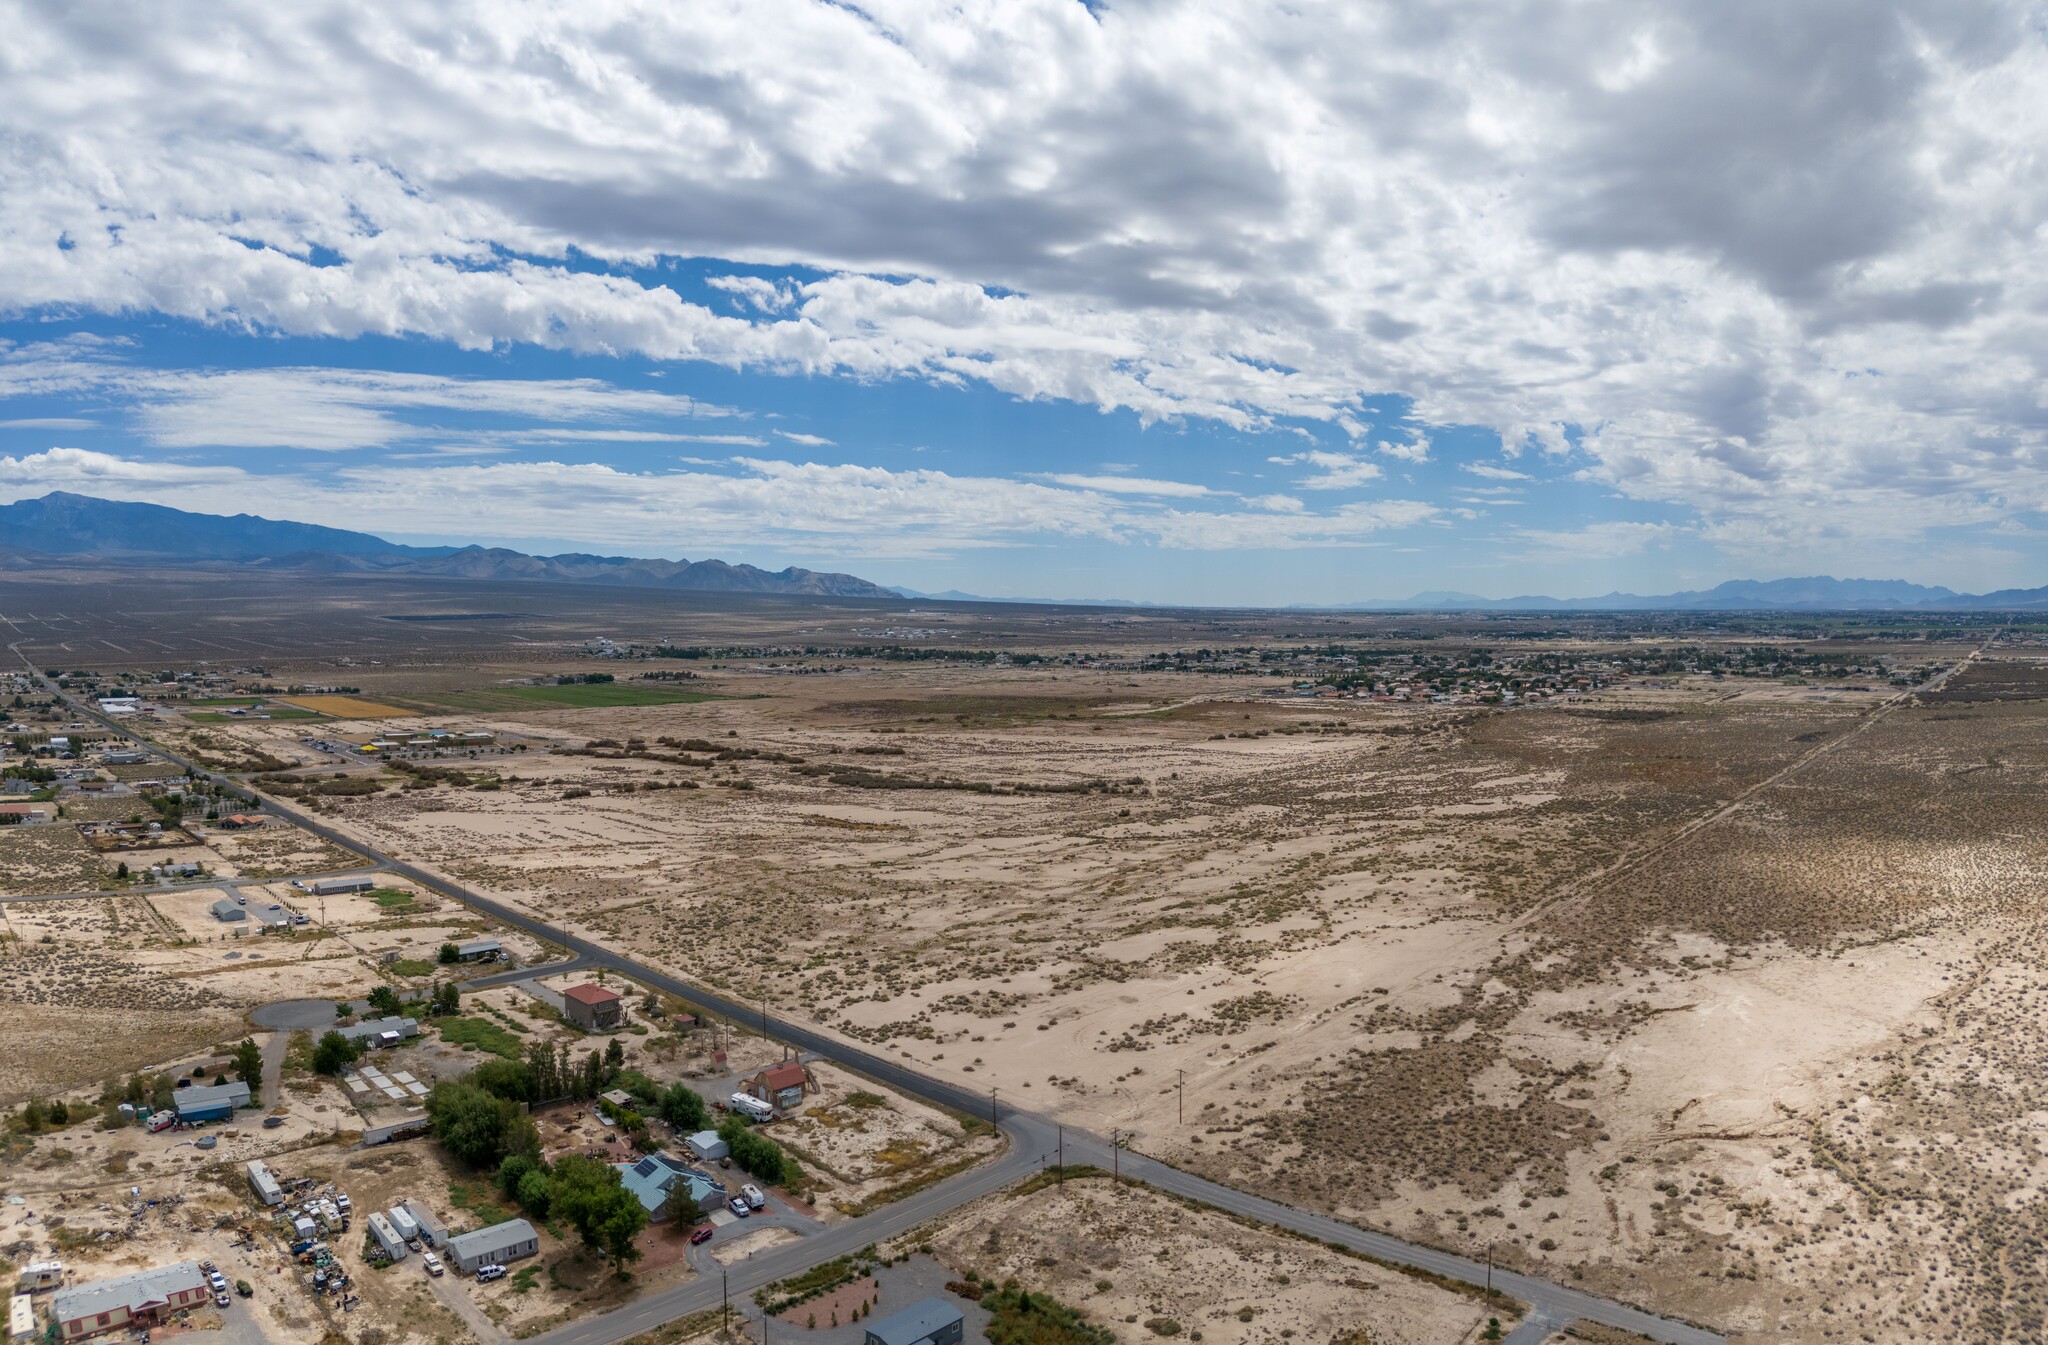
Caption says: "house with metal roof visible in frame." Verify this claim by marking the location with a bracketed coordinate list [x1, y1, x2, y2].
[684, 1129, 729, 1163]
[210, 898, 247, 923]
[453, 938, 503, 962]
[616, 1154, 724, 1221]
[445, 1219, 538, 1274]
[52, 1263, 208, 1339]
[336, 1015, 419, 1048]
[863, 1298, 965, 1345]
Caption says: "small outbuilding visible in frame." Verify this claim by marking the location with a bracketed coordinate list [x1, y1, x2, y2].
[246, 1160, 284, 1207]
[401, 1199, 448, 1247]
[445, 1219, 539, 1274]
[683, 1130, 729, 1163]
[366, 1212, 407, 1262]
[864, 1298, 965, 1345]
[9, 1293, 34, 1342]
[453, 938, 503, 963]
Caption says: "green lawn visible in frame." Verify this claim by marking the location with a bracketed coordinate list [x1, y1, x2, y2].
[436, 1015, 525, 1058]
[371, 888, 416, 908]
[419, 684, 733, 711]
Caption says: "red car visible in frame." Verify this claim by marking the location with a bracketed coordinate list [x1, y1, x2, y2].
[690, 1227, 714, 1245]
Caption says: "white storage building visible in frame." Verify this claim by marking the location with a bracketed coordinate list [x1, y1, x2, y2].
[246, 1160, 284, 1207]
[366, 1212, 407, 1261]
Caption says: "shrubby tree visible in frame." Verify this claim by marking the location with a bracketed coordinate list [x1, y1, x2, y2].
[311, 1031, 360, 1076]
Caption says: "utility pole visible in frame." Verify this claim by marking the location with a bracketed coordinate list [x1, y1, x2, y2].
[1057, 1123, 1064, 1187]
[989, 1087, 998, 1127]
[1485, 1239, 1494, 1300]
[1111, 1128, 1121, 1186]
[1176, 1068, 1184, 1126]
[722, 1268, 729, 1340]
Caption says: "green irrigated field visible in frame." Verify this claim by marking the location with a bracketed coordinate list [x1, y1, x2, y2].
[413, 683, 732, 711]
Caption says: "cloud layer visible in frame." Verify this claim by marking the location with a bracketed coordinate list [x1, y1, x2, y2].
[3, 1, 2048, 560]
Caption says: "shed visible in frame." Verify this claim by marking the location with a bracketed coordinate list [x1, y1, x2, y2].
[445, 1218, 539, 1274]
[683, 1130, 729, 1163]
[246, 1160, 284, 1207]
[864, 1298, 965, 1345]
[387, 1206, 420, 1242]
[401, 1199, 448, 1247]
[562, 983, 622, 1031]
[173, 1080, 249, 1123]
[366, 1212, 407, 1261]
[210, 899, 247, 923]
[453, 938, 503, 963]
[292, 1216, 317, 1243]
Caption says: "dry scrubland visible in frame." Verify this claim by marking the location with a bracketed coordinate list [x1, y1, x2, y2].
[201, 644, 2048, 1345]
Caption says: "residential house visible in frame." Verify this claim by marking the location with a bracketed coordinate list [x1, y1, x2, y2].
[51, 1263, 209, 1339]
[616, 1154, 725, 1221]
[561, 983, 622, 1031]
[445, 1219, 538, 1274]
[173, 1081, 249, 1123]
[743, 1061, 813, 1113]
[336, 1016, 419, 1049]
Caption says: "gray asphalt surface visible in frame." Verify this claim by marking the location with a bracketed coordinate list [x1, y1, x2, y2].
[10, 648, 1727, 1345]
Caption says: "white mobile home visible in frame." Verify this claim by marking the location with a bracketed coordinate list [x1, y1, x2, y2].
[445, 1219, 538, 1274]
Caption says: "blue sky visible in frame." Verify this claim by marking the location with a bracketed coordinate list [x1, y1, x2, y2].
[3, 3, 2046, 603]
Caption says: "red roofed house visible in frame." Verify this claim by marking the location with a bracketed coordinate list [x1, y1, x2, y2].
[561, 983, 623, 1032]
[743, 1060, 814, 1112]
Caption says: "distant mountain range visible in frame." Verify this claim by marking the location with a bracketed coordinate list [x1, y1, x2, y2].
[4, 493, 2045, 611]
[0, 492, 895, 598]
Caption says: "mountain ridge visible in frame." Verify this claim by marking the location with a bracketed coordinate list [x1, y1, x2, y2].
[0, 492, 895, 599]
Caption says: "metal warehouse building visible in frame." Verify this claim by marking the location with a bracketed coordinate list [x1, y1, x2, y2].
[172, 1081, 249, 1124]
[445, 1219, 538, 1274]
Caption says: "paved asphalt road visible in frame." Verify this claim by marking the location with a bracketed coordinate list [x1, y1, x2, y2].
[12, 652, 1727, 1345]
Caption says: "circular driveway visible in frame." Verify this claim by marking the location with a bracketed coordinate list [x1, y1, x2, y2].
[252, 998, 339, 1030]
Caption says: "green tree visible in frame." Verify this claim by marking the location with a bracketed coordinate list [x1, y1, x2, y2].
[231, 1037, 264, 1086]
[433, 982, 461, 1017]
[657, 1082, 708, 1134]
[334, 1001, 352, 1021]
[366, 985, 403, 1017]
[427, 1081, 521, 1168]
[549, 1154, 645, 1274]
[516, 1167, 554, 1218]
[115, 861, 129, 879]
[469, 1058, 534, 1103]
[45, 1099, 70, 1127]
[496, 1153, 538, 1200]
[17, 1100, 45, 1132]
[593, 1192, 647, 1274]
[716, 1116, 793, 1186]
[525, 1039, 563, 1103]
[311, 1031, 361, 1076]
[438, 942, 460, 964]
[603, 1037, 626, 1071]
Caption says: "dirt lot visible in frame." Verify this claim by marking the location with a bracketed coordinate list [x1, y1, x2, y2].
[911, 1171, 1519, 1345]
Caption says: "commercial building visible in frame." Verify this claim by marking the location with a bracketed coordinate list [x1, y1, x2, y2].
[864, 1299, 965, 1345]
[366, 1212, 407, 1261]
[172, 1081, 249, 1123]
[445, 1219, 539, 1274]
[561, 983, 622, 1031]
[246, 1160, 284, 1207]
[336, 1016, 419, 1049]
[311, 877, 374, 897]
[51, 1263, 209, 1339]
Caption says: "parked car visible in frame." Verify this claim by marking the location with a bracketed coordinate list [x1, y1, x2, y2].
[475, 1264, 506, 1283]
[335, 1194, 352, 1214]
[235, 1282, 253, 1299]
[689, 1226, 714, 1245]
[207, 1272, 228, 1295]
[740, 1184, 765, 1211]
[421, 1252, 443, 1277]
[214, 1292, 231, 1309]
[727, 1196, 750, 1217]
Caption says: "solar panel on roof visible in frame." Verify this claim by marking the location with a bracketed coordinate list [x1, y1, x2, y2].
[633, 1157, 660, 1177]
